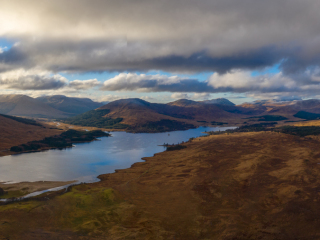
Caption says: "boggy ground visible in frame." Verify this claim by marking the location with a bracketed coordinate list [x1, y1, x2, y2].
[0, 181, 77, 199]
[1, 131, 320, 239]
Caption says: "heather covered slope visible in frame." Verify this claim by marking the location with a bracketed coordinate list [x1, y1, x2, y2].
[62, 98, 320, 132]
[2, 130, 320, 239]
[98, 98, 243, 124]
[71, 98, 245, 132]
[239, 99, 320, 119]
[0, 114, 61, 155]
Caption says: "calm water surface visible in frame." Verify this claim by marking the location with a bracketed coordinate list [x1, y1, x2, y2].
[0, 127, 233, 183]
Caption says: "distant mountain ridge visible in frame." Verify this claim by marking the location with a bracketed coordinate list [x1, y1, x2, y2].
[168, 98, 235, 107]
[64, 98, 245, 132]
[0, 94, 104, 119]
[202, 98, 235, 106]
[37, 95, 103, 115]
[63, 97, 320, 132]
[0, 95, 69, 118]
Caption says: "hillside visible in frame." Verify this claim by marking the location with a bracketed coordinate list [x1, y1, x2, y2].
[0, 94, 104, 119]
[0, 95, 69, 119]
[2, 129, 320, 239]
[202, 97, 235, 106]
[36, 95, 103, 115]
[61, 98, 320, 132]
[0, 114, 61, 155]
[64, 98, 244, 132]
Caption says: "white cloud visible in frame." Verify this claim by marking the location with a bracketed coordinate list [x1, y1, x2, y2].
[171, 93, 189, 99]
[69, 79, 101, 90]
[208, 70, 298, 92]
[101, 73, 210, 92]
[171, 92, 212, 101]
[0, 68, 67, 90]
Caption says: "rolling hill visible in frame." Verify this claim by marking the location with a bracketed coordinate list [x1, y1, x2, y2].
[0, 95, 70, 119]
[61, 97, 320, 132]
[0, 94, 103, 119]
[0, 114, 61, 155]
[36, 95, 103, 115]
[62, 98, 320, 132]
[63, 98, 247, 132]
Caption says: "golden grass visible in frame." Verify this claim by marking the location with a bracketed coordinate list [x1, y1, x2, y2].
[2, 131, 320, 239]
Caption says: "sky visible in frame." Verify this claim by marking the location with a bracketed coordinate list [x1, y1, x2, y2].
[1, 1, 320, 104]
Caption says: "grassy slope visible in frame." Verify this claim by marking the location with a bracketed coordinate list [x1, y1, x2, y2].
[0, 115, 61, 154]
[64, 99, 248, 132]
[2, 130, 320, 239]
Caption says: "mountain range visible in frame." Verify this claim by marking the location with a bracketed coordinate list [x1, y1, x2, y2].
[0, 94, 103, 118]
[2, 94, 320, 132]
[63, 97, 320, 132]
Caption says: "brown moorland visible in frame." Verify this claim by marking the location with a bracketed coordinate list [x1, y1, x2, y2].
[0, 115, 61, 156]
[1, 130, 320, 239]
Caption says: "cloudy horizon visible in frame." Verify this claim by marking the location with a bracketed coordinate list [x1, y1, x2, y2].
[1, 0, 320, 104]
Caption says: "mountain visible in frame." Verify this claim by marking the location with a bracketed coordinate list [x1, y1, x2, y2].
[168, 98, 235, 107]
[64, 98, 245, 132]
[0, 94, 104, 119]
[0, 95, 70, 119]
[168, 99, 201, 107]
[202, 98, 235, 106]
[0, 114, 60, 155]
[36, 95, 103, 115]
[62, 97, 320, 132]
[239, 99, 320, 119]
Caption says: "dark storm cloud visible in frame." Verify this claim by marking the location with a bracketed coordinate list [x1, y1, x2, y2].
[0, 0, 320, 74]
[0, 42, 289, 74]
[1, 0, 320, 98]
[146, 47, 284, 74]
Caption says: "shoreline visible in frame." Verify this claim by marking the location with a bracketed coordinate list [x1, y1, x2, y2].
[0, 126, 228, 201]
[1, 128, 320, 238]
[0, 180, 78, 200]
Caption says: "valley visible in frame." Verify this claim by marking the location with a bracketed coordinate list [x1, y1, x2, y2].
[2, 96, 320, 239]
[2, 122, 320, 239]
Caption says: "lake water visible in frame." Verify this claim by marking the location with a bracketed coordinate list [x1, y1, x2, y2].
[0, 127, 233, 183]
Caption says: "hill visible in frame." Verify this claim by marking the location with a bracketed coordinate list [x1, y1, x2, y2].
[238, 99, 320, 120]
[168, 98, 235, 107]
[0, 94, 104, 119]
[63, 98, 245, 132]
[0, 94, 70, 119]
[3, 129, 320, 239]
[36, 95, 103, 115]
[202, 97, 235, 106]
[61, 97, 320, 132]
[0, 114, 61, 155]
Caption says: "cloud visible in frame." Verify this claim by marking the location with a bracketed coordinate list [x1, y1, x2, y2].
[171, 92, 212, 101]
[0, 69, 67, 90]
[101, 73, 211, 92]
[171, 93, 190, 99]
[101, 70, 320, 99]
[69, 79, 101, 90]
[207, 71, 298, 93]
[0, 0, 320, 74]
